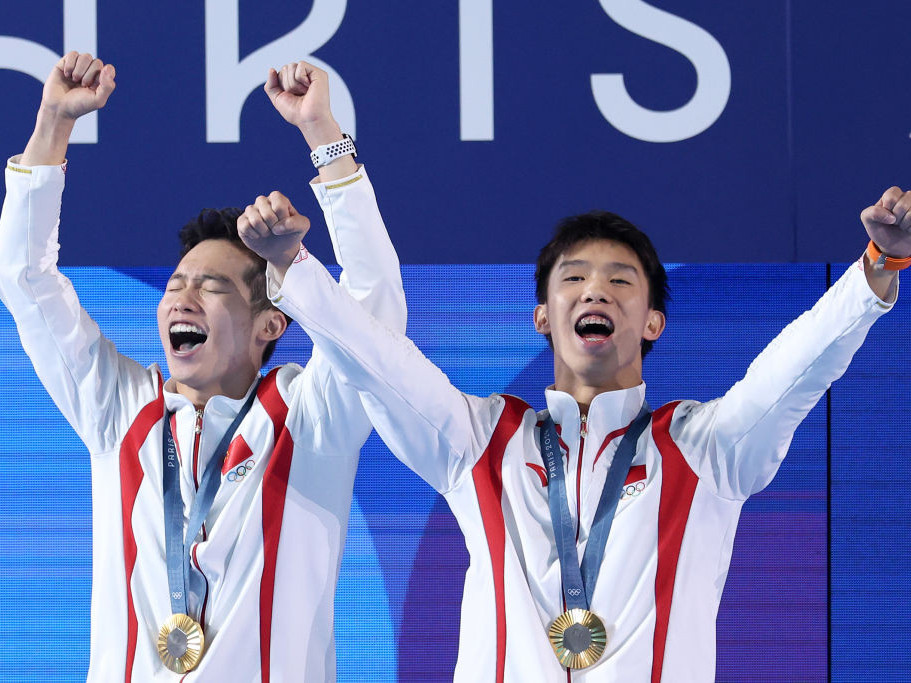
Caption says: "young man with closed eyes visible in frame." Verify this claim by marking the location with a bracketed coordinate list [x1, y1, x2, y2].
[0, 53, 405, 681]
[239, 164, 908, 679]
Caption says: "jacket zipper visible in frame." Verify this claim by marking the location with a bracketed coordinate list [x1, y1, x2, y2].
[575, 414, 586, 542]
[192, 409, 203, 489]
[189, 408, 208, 628]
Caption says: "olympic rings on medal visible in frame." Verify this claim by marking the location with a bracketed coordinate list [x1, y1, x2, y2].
[226, 459, 256, 482]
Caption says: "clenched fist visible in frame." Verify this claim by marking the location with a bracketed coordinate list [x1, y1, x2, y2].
[861, 186, 911, 261]
[21, 52, 116, 166]
[265, 61, 334, 134]
[238, 192, 311, 273]
[42, 51, 116, 120]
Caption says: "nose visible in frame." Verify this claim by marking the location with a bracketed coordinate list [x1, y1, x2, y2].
[169, 288, 201, 313]
[581, 276, 611, 304]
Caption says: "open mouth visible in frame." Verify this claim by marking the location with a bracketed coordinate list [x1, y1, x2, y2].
[169, 323, 208, 354]
[575, 314, 615, 342]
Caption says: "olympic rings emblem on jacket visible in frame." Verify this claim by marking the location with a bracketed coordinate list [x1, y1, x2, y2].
[226, 459, 256, 482]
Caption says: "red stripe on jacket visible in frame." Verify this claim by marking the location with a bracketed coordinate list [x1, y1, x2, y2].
[256, 368, 293, 683]
[471, 394, 529, 683]
[650, 401, 698, 683]
[119, 375, 164, 682]
[592, 424, 632, 469]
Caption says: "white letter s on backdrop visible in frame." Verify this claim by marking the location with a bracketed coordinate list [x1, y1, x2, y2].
[591, 0, 731, 143]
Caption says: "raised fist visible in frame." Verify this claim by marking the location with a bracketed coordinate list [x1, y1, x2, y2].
[264, 61, 333, 132]
[861, 187, 911, 260]
[42, 52, 116, 120]
[238, 191, 311, 270]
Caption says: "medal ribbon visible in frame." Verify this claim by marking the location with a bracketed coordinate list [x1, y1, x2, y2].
[162, 381, 260, 617]
[539, 403, 651, 610]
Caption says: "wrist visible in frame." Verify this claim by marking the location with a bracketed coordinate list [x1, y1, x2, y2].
[274, 244, 307, 277]
[862, 250, 899, 303]
[35, 104, 78, 129]
[21, 108, 76, 166]
[299, 118, 343, 151]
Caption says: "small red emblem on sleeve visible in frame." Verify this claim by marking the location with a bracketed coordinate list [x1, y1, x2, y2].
[292, 244, 309, 263]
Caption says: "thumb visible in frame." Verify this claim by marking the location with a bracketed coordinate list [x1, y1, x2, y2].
[264, 68, 282, 102]
[862, 205, 896, 225]
[271, 213, 311, 236]
[95, 64, 116, 106]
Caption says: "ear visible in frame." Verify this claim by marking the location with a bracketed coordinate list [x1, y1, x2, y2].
[257, 308, 288, 343]
[534, 303, 550, 336]
[643, 309, 665, 342]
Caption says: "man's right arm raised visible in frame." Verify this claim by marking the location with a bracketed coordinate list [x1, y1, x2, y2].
[0, 53, 148, 449]
[239, 198, 505, 494]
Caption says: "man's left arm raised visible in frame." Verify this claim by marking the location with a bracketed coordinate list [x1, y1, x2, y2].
[669, 186, 909, 499]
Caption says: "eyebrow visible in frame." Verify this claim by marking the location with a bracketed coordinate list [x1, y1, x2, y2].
[167, 272, 235, 286]
[557, 259, 639, 274]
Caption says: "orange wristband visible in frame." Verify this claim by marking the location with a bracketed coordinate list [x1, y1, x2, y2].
[866, 240, 911, 271]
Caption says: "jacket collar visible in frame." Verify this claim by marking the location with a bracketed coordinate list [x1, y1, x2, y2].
[543, 383, 646, 446]
[163, 376, 260, 416]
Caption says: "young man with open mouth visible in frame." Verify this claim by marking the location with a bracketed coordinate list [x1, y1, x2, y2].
[0, 54, 405, 680]
[239, 162, 909, 680]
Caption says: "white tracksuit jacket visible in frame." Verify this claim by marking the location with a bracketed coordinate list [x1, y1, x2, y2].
[271, 229, 892, 681]
[0, 158, 406, 682]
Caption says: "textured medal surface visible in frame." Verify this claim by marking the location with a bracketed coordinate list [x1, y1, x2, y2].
[548, 608, 607, 669]
[157, 614, 205, 673]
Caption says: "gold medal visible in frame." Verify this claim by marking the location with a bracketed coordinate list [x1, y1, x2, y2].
[157, 613, 205, 673]
[548, 608, 607, 669]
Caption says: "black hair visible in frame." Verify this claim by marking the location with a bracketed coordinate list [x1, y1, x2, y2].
[534, 210, 669, 358]
[178, 208, 291, 365]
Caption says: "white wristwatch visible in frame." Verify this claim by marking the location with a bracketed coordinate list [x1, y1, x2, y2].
[310, 134, 357, 168]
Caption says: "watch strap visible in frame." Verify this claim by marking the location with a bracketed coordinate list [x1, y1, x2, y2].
[310, 134, 357, 169]
[866, 240, 911, 271]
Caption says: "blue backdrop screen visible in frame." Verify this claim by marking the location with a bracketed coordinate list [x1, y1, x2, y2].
[3, 261, 907, 680]
[1, 1, 910, 267]
[2, 1, 910, 678]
